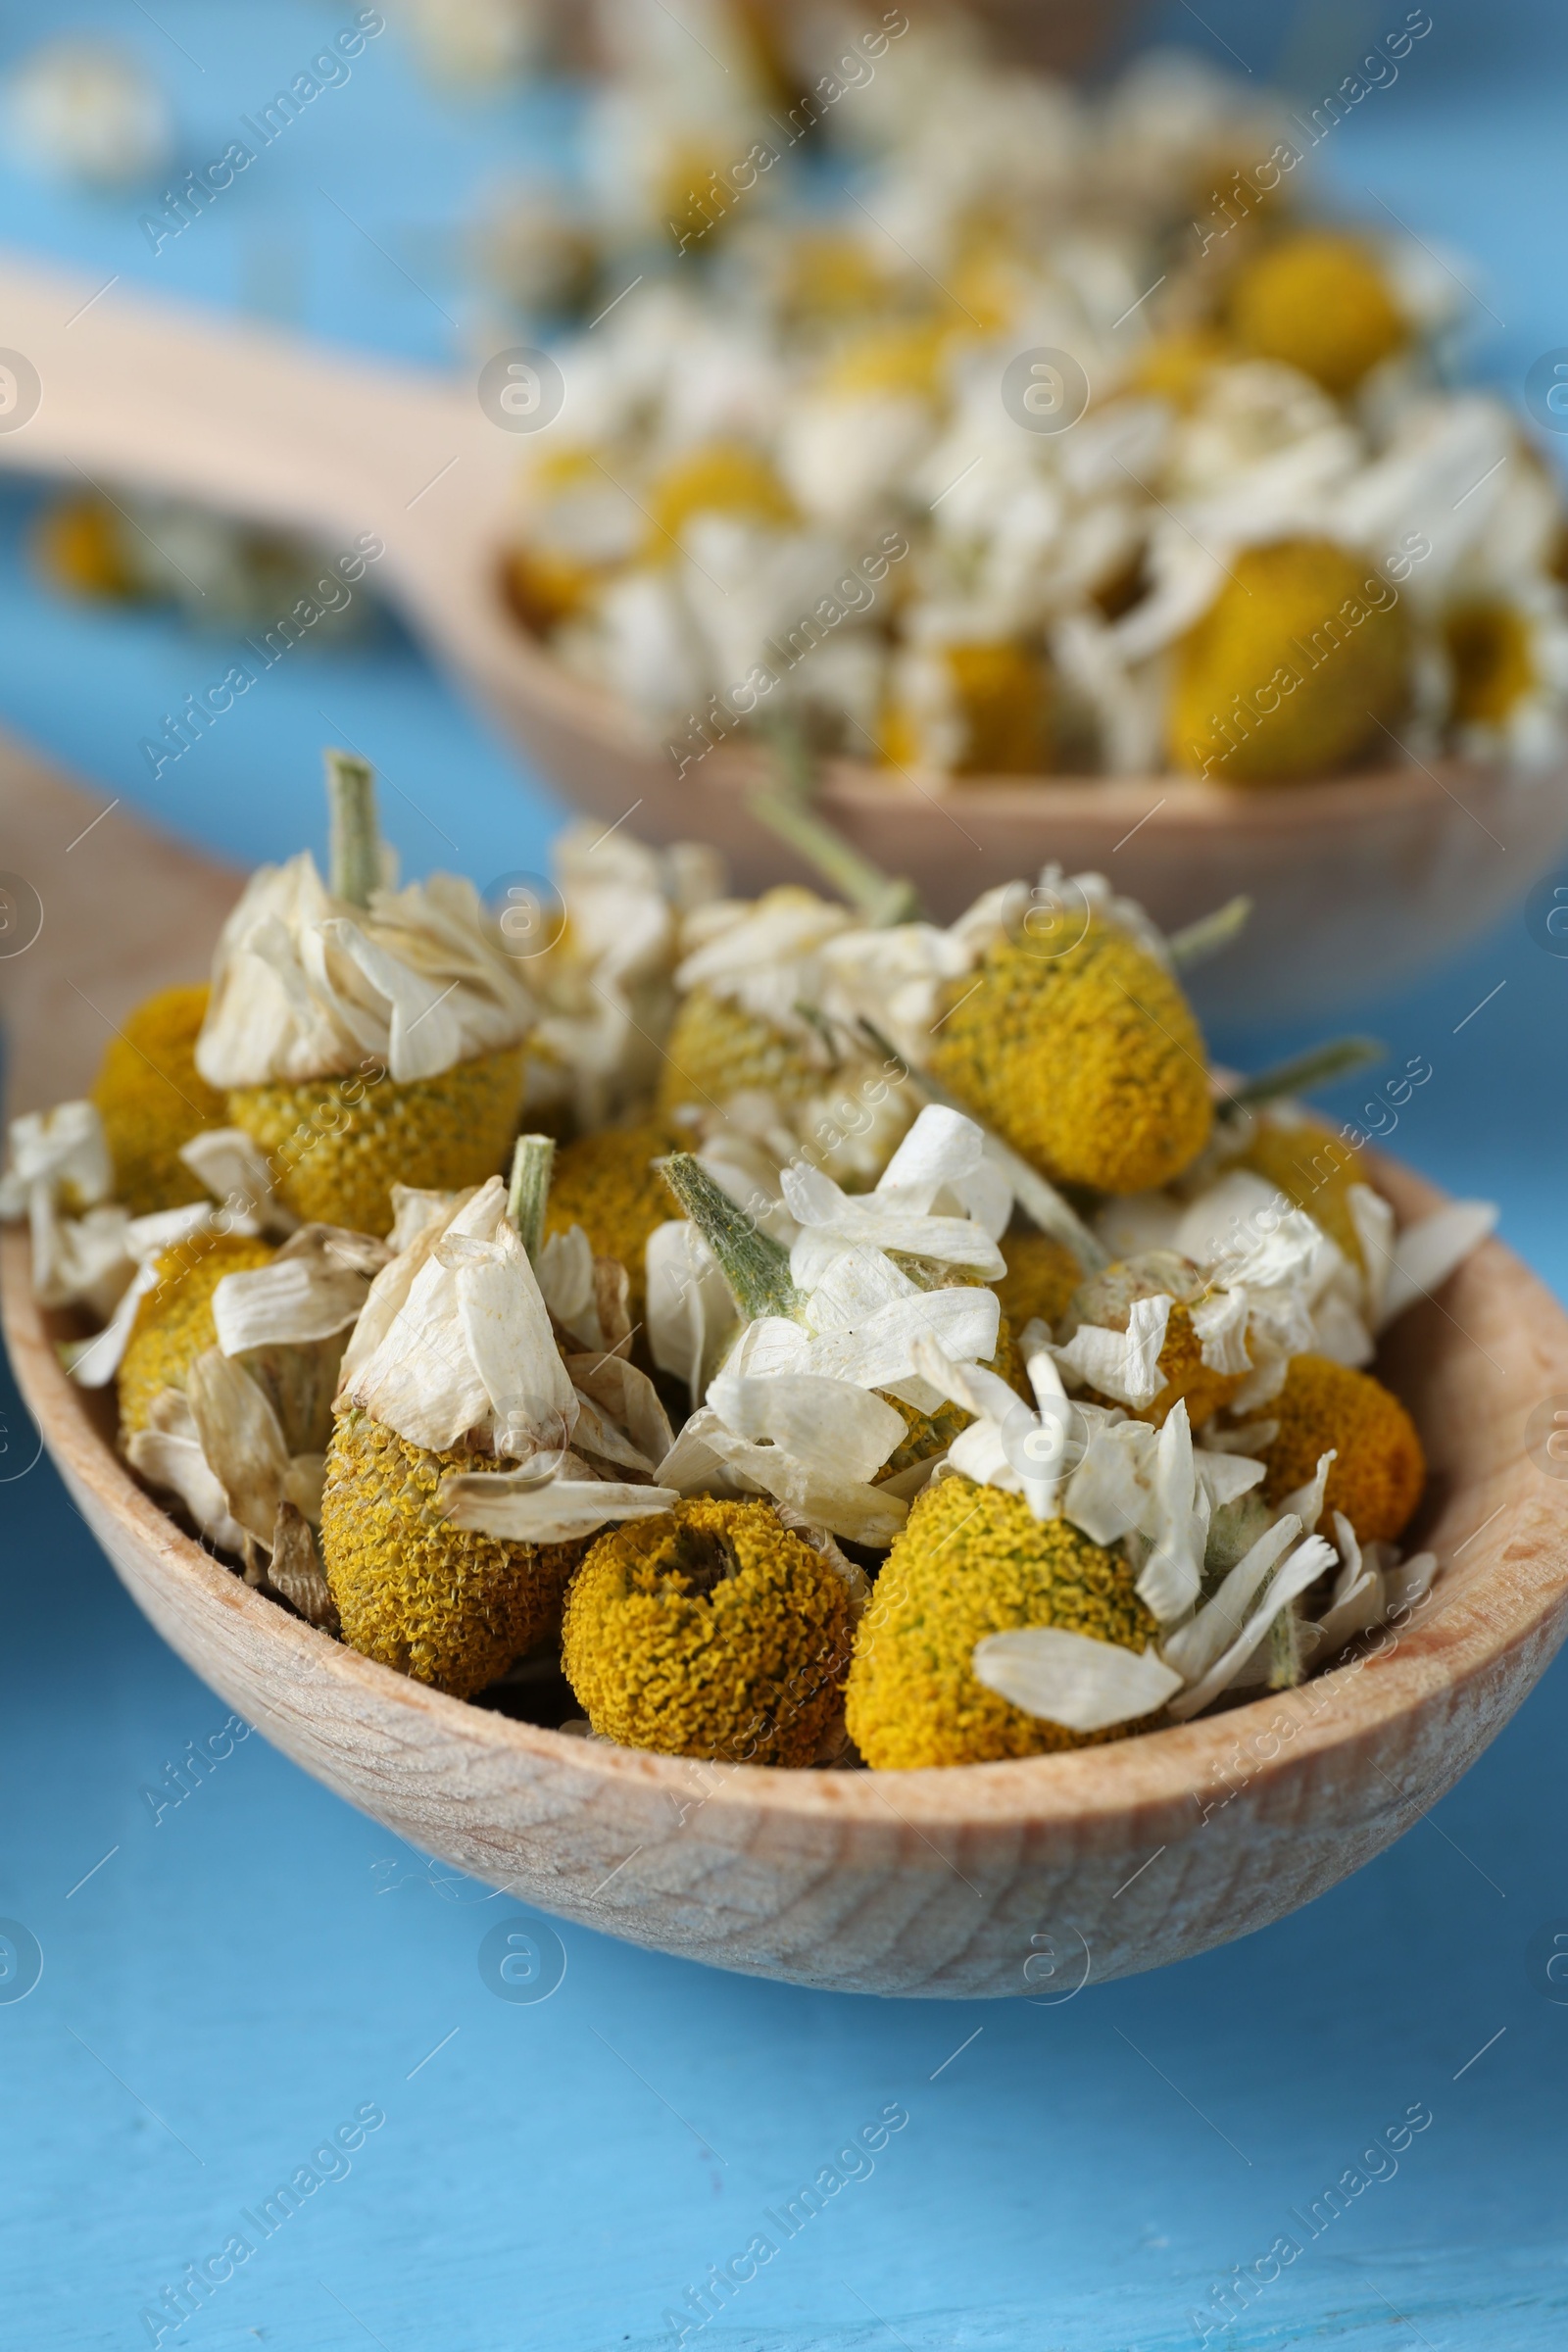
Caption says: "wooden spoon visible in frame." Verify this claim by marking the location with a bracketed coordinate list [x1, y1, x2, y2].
[0, 247, 1560, 1018]
[5, 749, 1567, 1995]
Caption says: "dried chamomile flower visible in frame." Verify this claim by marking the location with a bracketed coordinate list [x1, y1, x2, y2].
[1169, 538, 1410, 782]
[320, 1144, 678, 1696]
[1226, 231, 1407, 398]
[845, 1478, 1162, 1769]
[1251, 1353, 1425, 1544]
[197, 752, 533, 1236]
[561, 1496, 855, 1765]
[90, 982, 228, 1214]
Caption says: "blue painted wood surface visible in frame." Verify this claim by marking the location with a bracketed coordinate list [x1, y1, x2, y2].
[3, 5, 1568, 2343]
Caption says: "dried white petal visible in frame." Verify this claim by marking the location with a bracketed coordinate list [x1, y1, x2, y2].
[214, 1228, 384, 1354]
[1162, 1516, 1301, 1683]
[659, 1406, 908, 1545]
[1167, 1534, 1336, 1719]
[336, 1187, 475, 1394]
[1052, 1294, 1171, 1408]
[973, 1629, 1183, 1731]
[1346, 1183, 1395, 1323]
[186, 1346, 290, 1549]
[346, 1179, 575, 1458]
[1134, 1402, 1207, 1624]
[805, 1285, 1000, 1391]
[124, 1390, 248, 1554]
[707, 1370, 905, 1484]
[1, 1100, 112, 1219]
[1190, 1285, 1251, 1375]
[535, 1224, 600, 1348]
[178, 1127, 297, 1237]
[647, 1218, 739, 1406]
[1379, 1200, 1497, 1328]
[564, 1352, 675, 1473]
[441, 1469, 679, 1544]
[196, 853, 533, 1087]
[1277, 1448, 1335, 1538]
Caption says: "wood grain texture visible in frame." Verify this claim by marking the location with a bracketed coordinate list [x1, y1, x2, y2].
[7, 1162, 1567, 1998]
[0, 248, 1561, 1020]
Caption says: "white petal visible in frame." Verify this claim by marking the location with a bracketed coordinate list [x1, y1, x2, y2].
[1195, 1450, 1265, 1509]
[440, 1471, 678, 1544]
[973, 1628, 1183, 1731]
[872, 1103, 985, 1212]
[453, 1217, 576, 1459]
[1379, 1201, 1497, 1328]
[29, 1201, 132, 1316]
[707, 1370, 905, 1483]
[337, 1187, 475, 1393]
[186, 1347, 290, 1548]
[725, 1314, 812, 1378]
[1062, 1414, 1162, 1545]
[1162, 1516, 1301, 1683]
[805, 1286, 1001, 1391]
[179, 1128, 297, 1236]
[1190, 1286, 1251, 1375]
[564, 1351, 675, 1475]
[1167, 1535, 1337, 1719]
[535, 1225, 600, 1347]
[1346, 1183, 1395, 1323]
[1, 1099, 113, 1213]
[213, 1245, 376, 1354]
[1136, 1401, 1207, 1625]
[646, 1218, 740, 1406]
[125, 1413, 249, 1553]
[1278, 1448, 1335, 1535]
[1053, 1294, 1171, 1409]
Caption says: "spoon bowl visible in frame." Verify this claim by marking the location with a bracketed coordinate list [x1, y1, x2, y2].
[0, 252, 1561, 1018]
[6, 1150, 1565, 1997]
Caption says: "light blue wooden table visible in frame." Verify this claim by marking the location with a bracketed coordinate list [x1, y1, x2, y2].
[3, 5, 1568, 2344]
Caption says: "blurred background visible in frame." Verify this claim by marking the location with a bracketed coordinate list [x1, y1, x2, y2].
[5, 6, 1568, 2348]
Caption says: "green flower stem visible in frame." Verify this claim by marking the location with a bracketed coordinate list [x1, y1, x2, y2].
[658, 1152, 804, 1320]
[750, 717, 921, 929]
[1230, 1035, 1384, 1111]
[1167, 894, 1251, 971]
[508, 1134, 556, 1263]
[326, 748, 380, 908]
